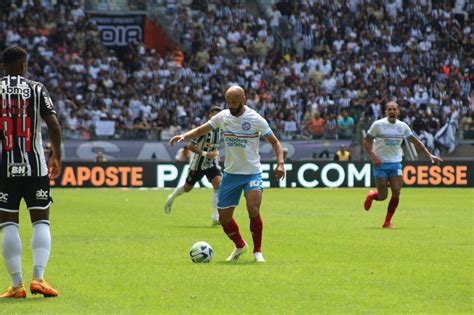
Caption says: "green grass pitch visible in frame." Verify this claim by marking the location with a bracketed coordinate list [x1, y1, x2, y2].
[0, 188, 472, 314]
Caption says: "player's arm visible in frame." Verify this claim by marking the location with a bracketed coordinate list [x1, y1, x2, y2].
[43, 114, 62, 179]
[363, 134, 381, 166]
[407, 135, 443, 164]
[39, 85, 62, 179]
[265, 133, 285, 180]
[168, 123, 212, 146]
[186, 139, 219, 160]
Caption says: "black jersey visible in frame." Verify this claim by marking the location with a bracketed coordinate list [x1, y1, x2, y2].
[189, 129, 221, 171]
[0, 75, 56, 178]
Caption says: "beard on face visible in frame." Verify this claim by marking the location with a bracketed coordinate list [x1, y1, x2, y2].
[230, 103, 243, 116]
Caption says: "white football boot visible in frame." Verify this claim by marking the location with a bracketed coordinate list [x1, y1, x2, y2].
[226, 242, 249, 261]
[253, 252, 265, 263]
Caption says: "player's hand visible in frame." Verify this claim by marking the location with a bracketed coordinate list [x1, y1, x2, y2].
[48, 154, 62, 180]
[168, 135, 185, 146]
[207, 151, 219, 160]
[274, 163, 285, 180]
[372, 155, 382, 166]
[430, 155, 443, 165]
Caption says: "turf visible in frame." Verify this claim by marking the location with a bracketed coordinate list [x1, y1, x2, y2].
[0, 188, 472, 314]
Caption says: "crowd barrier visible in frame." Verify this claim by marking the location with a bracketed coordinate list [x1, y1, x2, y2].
[50, 161, 473, 188]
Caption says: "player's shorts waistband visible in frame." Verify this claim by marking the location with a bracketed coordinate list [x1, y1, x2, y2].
[223, 171, 262, 176]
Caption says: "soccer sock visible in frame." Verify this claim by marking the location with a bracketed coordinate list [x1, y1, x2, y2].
[170, 186, 185, 200]
[1, 223, 23, 287]
[368, 191, 379, 201]
[250, 214, 263, 253]
[222, 219, 245, 248]
[211, 190, 219, 221]
[385, 196, 399, 223]
[32, 221, 51, 280]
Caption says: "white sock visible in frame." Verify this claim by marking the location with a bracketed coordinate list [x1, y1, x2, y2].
[212, 190, 219, 221]
[32, 221, 51, 280]
[1, 223, 23, 286]
[169, 186, 185, 201]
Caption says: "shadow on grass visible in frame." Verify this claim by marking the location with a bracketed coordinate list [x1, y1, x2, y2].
[0, 297, 54, 304]
[213, 261, 264, 266]
[176, 225, 220, 229]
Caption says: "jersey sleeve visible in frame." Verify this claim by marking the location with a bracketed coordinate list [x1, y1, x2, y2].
[402, 123, 414, 138]
[207, 111, 224, 130]
[256, 115, 273, 138]
[367, 121, 379, 137]
[39, 85, 56, 118]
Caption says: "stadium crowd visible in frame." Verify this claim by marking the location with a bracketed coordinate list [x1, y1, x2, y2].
[0, 0, 473, 146]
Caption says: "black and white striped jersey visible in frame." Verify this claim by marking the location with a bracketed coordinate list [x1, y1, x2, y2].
[0, 75, 56, 178]
[189, 129, 221, 171]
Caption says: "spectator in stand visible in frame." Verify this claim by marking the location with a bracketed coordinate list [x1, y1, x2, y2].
[306, 111, 325, 140]
[96, 151, 107, 162]
[338, 110, 355, 140]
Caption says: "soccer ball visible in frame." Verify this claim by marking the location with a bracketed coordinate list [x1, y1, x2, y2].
[189, 241, 213, 263]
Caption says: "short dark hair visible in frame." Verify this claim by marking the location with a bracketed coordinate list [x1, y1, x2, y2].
[210, 106, 222, 113]
[1, 46, 28, 65]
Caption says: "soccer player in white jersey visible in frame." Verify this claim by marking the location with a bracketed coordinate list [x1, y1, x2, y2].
[169, 85, 285, 262]
[165, 106, 222, 226]
[363, 102, 442, 228]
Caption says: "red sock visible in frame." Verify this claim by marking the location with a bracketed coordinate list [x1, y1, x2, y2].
[385, 196, 399, 223]
[222, 219, 245, 248]
[250, 214, 263, 253]
[369, 191, 379, 201]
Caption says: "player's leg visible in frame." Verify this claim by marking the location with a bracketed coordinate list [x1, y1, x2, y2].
[364, 164, 389, 210]
[244, 174, 265, 262]
[25, 176, 58, 297]
[164, 170, 198, 214]
[218, 173, 247, 261]
[0, 179, 25, 298]
[208, 167, 222, 226]
[384, 174, 403, 229]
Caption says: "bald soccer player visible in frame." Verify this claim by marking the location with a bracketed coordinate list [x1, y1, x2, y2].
[169, 85, 285, 262]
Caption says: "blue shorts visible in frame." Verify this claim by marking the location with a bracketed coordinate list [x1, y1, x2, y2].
[218, 172, 263, 208]
[373, 162, 403, 179]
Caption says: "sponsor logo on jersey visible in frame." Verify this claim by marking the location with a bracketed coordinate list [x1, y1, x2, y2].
[0, 192, 8, 202]
[7, 163, 28, 177]
[0, 85, 31, 99]
[36, 189, 49, 200]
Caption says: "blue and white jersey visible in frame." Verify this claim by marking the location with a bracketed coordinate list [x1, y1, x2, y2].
[367, 118, 413, 163]
[207, 107, 273, 174]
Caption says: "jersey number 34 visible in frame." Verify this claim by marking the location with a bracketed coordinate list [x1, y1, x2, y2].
[0, 116, 31, 152]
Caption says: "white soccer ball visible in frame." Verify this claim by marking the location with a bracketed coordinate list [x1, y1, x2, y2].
[189, 241, 213, 263]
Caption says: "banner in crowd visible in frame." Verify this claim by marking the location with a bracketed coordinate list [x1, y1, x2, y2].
[61, 140, 352, 161]
[50, 161, 473, 188]
[91, 13, 145, 47]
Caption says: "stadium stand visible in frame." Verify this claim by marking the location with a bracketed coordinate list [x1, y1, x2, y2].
[0, 0, 472, 150]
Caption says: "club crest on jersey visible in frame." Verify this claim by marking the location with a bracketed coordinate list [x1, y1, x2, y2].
[242, 122, 251, 131]
[0, 85, 31, 99]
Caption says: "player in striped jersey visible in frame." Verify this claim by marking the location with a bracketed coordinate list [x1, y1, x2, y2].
[363, 102, 442, 228]
[165, 107, 223, 226]
[0, 47, 61, 298]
